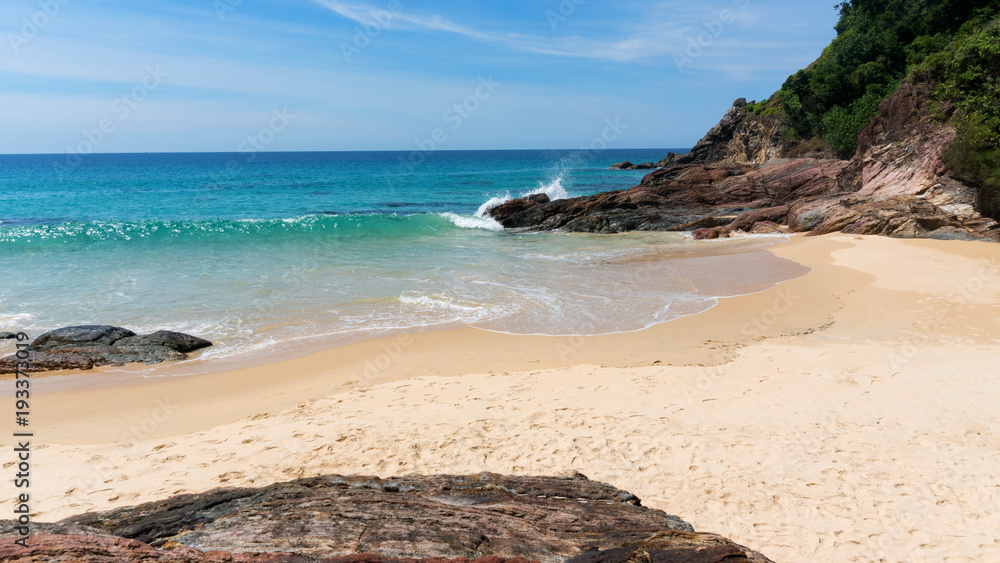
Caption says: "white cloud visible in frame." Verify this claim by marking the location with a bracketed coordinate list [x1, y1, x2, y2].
[312, 0, 693, 62]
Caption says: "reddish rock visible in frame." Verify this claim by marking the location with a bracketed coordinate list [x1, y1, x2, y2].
[1, 474, 773, 563]
[0, 534, 540, 563]
[489, 79, 998, 242]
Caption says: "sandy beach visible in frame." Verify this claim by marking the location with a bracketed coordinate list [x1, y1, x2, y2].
[4, 233, 1000, 562]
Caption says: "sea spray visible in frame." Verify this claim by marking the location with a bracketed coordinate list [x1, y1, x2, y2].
[523, 176, 569, 201]
[442, 176, 571, 231]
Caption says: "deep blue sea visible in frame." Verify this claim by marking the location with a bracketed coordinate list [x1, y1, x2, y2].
[0, 149, 806, 371]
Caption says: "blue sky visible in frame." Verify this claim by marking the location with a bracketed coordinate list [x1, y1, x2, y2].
[0, 0, 839, 154]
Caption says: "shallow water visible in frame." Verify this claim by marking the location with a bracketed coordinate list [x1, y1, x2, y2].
[0, 150, 807, 368]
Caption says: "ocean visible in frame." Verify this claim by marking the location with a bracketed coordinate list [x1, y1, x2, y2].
[0, 149, 807, 372]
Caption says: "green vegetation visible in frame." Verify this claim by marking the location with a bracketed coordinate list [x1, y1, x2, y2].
[767, 0, 998, 157]
[922, 16, 1000, 217]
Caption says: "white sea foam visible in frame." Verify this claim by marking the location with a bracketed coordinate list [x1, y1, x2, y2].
[399, 294, 484, 314]
[476, 195, 512, 217]
[445, 177, 570, 232]
[0, 313, 34, 324]
[522, 176, 569, 201]
[441, 212, 505, 231]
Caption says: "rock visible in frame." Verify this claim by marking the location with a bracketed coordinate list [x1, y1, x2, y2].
[28, 473, 774, 563]
[691, 227, 727, 240]
[115, 331, 213, 354]
[31, 325, 136, 351]
[526, 193, 551, 204]
[491, 79, 999, 242]
[610, 162, 656, 171]
[1, 351, 96, 372]
[0, 326, 212, 374]
[793, 194, 994, 240]
[749, 221, 788, 235]
[489, 159, 849, 234]
[564, 531, 773, 563]
[0, 533, 540, 563]
[656, 97, 839, 169]
[657, 99, 794, 169]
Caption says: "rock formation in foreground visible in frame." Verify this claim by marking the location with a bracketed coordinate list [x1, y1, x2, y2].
[489, 82, 999, 242]
[0, 473, 773, 563]
[0, 325, 212, 373]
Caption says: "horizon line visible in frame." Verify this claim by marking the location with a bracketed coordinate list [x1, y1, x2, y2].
[0, 147, 690, 157]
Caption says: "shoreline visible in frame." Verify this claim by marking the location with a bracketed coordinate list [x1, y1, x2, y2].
[4, 233, 1000, 561]
[1, 232, 803, 388]
[21, 234, 823, 443]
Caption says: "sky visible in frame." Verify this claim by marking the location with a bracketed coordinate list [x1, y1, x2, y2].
[0, 0, 840, 154]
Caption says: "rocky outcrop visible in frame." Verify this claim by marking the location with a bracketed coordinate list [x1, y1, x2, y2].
[490, 159, 852, 234]
[490, 81, 999, 241]
[0, 325, 212, 373]
[847, 81, 982, 221]
[0, 474, 774, 563]
[655, 99, 828, 168]
[609, 161, 656, 170]
[785, 194, 994, 240]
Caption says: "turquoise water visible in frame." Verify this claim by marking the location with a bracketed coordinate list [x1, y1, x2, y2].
[0, 150, 807, 369]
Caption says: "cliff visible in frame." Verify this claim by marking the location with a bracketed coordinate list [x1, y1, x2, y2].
[490, 77, 998, 241]
[493, 2, 999, 240]
[655, 98, 833, 169]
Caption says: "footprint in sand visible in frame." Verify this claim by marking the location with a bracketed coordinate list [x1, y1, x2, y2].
[218, 471, 246, 483]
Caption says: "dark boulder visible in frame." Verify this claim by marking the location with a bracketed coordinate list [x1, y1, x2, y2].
[0, 532, 538, 563]
[610, 162, 656, 171]
[0, 326, 212, 374]
[31, 325, 136, 351]
[115, 331, 213, 354]
[0, 473, 772, 563]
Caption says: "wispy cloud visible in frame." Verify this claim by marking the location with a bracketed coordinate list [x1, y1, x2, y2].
[312, 0, 692, 63]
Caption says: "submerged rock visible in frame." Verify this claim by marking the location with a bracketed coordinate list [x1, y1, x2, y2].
[0, 473, 773, 563]
[0, 325, 212, 374]
[610, 162, 656, 170]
